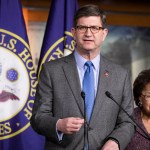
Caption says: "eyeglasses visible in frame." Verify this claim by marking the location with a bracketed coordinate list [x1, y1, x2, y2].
[75, 25, 104, 34]
[141, 94, 150, 101]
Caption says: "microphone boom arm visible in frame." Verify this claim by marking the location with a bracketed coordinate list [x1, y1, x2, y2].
[105, 91, 150, 140]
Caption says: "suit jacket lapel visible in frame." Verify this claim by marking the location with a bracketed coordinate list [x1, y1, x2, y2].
[90, 56, 112, 124]
[62, 53, 84, 116]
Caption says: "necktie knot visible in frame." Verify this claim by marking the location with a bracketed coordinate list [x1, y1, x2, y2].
[85, 61, 93, 73]
[85, 61, 93, 68]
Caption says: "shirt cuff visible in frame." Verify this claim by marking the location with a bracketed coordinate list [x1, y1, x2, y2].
[56, 130, 63, 141]
[56, 120, 63, 141]
[107, 137, 120, 150]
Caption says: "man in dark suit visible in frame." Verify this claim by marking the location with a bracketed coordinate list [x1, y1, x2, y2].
[30, 5, 135, 150]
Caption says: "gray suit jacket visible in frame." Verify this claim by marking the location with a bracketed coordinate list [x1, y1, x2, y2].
[30, 53, 135, 150]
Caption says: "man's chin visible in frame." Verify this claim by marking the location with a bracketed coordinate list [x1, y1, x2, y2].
[82, 49, 92, 53]
[82, 46, 94, 51]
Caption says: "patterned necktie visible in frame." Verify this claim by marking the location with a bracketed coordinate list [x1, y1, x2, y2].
[82, 61, 95, 122]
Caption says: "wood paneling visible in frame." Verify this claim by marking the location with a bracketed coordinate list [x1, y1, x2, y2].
[28, 9, 49, 22]
[107, 13, 150, 27]
[21, 0, 150, 27]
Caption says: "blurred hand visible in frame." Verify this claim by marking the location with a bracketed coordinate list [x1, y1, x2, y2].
[101, 140, 119, 150]
[56, 117, 84, 134]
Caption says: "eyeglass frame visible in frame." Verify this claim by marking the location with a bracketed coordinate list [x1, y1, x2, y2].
[141, 93, 150, 101]
[75, 25, 105, 34]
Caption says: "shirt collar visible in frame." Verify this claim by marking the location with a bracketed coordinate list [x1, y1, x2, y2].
[74, 50, 100, 71]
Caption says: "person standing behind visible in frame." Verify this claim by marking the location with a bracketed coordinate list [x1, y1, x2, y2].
[30, 4, 135, 150]
[126, 69, 150, 150]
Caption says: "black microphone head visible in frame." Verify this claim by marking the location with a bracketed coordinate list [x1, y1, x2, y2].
[105, 91, 112, 99]
[81, 91, 85, 100]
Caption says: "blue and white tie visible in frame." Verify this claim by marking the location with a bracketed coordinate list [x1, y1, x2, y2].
[82, 61, 95, 122]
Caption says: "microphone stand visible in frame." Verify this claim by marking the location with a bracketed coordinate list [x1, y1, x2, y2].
[105, 91, 150, 140]
[81, 91, 88, 150]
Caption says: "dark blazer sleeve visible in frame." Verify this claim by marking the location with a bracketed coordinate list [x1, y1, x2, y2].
[30, 55, 79, 147]
[30, 63, 60, 143]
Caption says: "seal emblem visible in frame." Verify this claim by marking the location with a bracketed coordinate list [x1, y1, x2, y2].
[0, 29, 37, 140]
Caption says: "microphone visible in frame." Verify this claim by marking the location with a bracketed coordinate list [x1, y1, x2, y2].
[105, 91, 150, 140]
[81, 91, 90, 127]
[81, 91, 88, 150]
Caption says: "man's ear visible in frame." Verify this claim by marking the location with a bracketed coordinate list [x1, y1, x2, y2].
[71, 28, 76, 40]
[102, 28, 108, 41]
